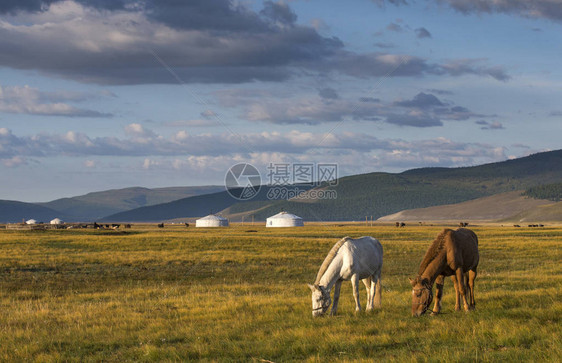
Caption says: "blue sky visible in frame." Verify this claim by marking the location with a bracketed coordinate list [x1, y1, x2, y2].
[0, 0, 561, 202]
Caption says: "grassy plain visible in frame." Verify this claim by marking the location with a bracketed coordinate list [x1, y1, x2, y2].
[0, 224, 560, 361]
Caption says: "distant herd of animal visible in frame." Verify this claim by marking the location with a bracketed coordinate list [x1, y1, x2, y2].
[50, 222, 190, 229]
[309, 228, 479, 317]
[395, 222, 470, 228]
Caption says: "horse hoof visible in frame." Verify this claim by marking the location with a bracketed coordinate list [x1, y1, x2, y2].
[430, 311, 439, 316]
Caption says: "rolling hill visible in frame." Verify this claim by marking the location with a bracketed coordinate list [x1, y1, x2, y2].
[0, 200, 69, 223]
[222, 149, 562, 222]
[500, 201, 562, 223]
[100, 149, 562, 222]
[100, 186, 310, 222]
[100, 185, 314, 222]
[38, 185, 223, 221]
[376, 191, 556, 222]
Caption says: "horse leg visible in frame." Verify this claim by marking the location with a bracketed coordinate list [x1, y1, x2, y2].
[351, 274, 361, 313]
[431, 275, 445, 315]
[455, 268, 470, 312]
[362, 277, 373, 311]
[331, 280, 342, 316]
[463, 272, 472, 309]
[468, 269, 477, 309]
[451, 275, 461, 311]
[373, 270, 382, 309]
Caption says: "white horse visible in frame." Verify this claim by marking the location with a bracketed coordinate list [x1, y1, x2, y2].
[308, 236, 383, 317]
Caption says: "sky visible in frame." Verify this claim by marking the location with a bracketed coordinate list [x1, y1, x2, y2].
[0, 0, 561, 202]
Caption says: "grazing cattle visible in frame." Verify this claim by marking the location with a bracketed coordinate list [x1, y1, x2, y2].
[400, 222, 406, 227]
[459, 222, 469, 227]
[184, 223, 190, 228]
[539, 224, 544, 227]
[111, 224, 121, 229]
[124, 224, 131, 229]
[409, 228, 479, 317]
[513, 225, 521, 228]
[157, 223, 164, 228]
[308, 236, 383, 317]
[396, 222, 400, 227]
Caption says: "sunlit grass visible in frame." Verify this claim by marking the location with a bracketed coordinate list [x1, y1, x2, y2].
[0, 225, 560, 361]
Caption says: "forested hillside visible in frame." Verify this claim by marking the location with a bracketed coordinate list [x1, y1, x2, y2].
[523, 182, 562, 202]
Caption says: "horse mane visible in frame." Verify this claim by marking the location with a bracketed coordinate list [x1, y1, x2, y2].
[314, 236, 352, 285]
[417, 229, 451, 276]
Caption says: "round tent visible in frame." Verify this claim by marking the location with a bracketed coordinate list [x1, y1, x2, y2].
[195, 214, 229, 227]
[50, 218, 63, 225]
[25, 219, 37, 225]
[266, 212, 304, 227]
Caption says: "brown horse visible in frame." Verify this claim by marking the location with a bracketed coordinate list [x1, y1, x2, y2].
[409, 228, 479, 317]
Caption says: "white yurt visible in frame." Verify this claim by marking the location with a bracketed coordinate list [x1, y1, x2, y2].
[266, 211, 304, 227]
[195, 214, 229, 227]
[25, 219, 37, 225]
[50, 218, 63, 225]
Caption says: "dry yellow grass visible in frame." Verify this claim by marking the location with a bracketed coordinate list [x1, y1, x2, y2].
[0, 224, 560, 361]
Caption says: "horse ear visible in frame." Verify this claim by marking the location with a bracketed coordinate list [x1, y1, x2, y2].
[307, 284, 316, 291]
[408, 277, 415, 286]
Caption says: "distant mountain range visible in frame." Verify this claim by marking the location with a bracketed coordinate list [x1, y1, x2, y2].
[39, 185, 224, 221]
[0, 200, 68, 224]
[0, 186, 223, 223]
[1, 150, 561, 223]
[102, 149, 562, 222]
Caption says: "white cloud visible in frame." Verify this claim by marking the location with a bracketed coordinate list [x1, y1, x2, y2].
[476, 120, 505, 130]
[432, 0, 562, 22]
[0, 84, 111, 117]
[124, 123, 157, 141]
[164, 119, 222, 127]
[219, 90, 485, 126]
[1, 156, 27, 168]
[0, 125, 512, 173]
[142, 158, 161, 169]
[124, 123, 145, 135]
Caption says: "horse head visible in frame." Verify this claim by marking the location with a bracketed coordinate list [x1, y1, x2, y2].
[409, 276, 433, 317]
[308, 284, 331, 317]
